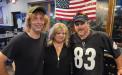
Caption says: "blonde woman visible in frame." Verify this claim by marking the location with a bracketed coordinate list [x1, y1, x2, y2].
[44, 23, 72, 75]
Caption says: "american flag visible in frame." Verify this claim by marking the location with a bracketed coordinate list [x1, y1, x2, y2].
[55, 0, 96, 21]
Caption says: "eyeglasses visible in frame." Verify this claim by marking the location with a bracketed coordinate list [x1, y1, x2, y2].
[74, 21, 85, 26]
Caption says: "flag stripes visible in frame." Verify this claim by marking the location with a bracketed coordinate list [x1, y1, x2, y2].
[55, 0, 96, 21]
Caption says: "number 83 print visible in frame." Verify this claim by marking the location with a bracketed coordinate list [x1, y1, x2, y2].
[74, 47, 96, 70]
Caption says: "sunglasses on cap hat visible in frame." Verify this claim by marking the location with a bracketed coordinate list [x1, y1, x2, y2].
[74, 21, 85, 26]
[28, 6, 46, 14]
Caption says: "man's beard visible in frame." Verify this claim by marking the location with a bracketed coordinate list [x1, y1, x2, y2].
[78, 29, 90, 40]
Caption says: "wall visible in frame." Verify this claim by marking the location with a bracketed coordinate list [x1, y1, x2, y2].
[0, 0, 6, 7]
[0, 0, 46, 26]
[27, 0, 45, 3]
[3, 0, 28, 26]
[0, 0, 7, 25]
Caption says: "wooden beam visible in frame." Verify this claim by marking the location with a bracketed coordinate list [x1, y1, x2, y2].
[106, 0, 116, 37]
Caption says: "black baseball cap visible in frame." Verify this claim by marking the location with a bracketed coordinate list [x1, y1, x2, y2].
[28, 6, 46, 14]
[73, 13, 88, 22]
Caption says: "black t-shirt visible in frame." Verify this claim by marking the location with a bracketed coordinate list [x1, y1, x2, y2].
[2, 32, 46, 75]
[70, 30, 121, 75]
[44, 44, 72, 75]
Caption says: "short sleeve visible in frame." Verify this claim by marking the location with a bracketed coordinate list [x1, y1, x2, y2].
[1, 36, 19, 60]
[101, 32, 121, 58]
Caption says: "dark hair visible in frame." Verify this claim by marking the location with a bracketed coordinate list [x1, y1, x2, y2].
[73, 12, 89, 22]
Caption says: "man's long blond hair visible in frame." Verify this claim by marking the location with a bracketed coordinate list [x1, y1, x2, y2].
[23, 13, 48, 33]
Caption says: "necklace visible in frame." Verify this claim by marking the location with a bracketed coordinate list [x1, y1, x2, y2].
[53, 42, 63, 57]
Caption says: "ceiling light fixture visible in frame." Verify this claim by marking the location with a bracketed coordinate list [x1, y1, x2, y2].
[11, 0, 16, 4]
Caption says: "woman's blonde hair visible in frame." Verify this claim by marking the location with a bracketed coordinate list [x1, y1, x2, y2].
[48, 23, 69, 46]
